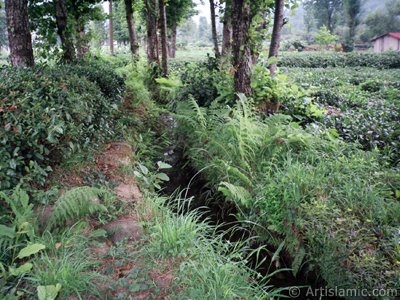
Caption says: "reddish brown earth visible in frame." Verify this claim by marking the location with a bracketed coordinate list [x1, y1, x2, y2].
[47, 142, 178, 299]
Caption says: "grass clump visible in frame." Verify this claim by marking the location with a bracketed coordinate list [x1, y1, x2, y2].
[136, 192, 282, 299]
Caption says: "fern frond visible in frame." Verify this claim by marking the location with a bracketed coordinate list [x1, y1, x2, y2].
[218, 182, 252, 208]
[48, 187, 108, 230]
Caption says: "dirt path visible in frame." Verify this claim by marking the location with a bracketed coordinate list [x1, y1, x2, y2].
[50, 142, 178, 299]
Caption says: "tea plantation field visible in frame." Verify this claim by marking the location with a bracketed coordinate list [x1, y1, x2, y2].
[282, 66, 400, 163]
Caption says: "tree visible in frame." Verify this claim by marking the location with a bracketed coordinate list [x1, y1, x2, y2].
[209, 0, 220, 57]
[268, 0, 284, 75]
[221, 0, 232, 56]
[364, 0, 400, 41]
[159, 0, 168, 75]
[109, 0, 114, 55]
[166, 0, 195, 58]
[315, 25, 336, 49]
[303, 0, 343, 33]
[144, 0, 159, 63]
[0, 1, 7, 52]
[124, 0, 139, 55]
[29, 0, 104, 60]
[231, 0, 252, 96]
[55, 0, 76, 62]
[5, 0, 34, 67]
[343, 0, 360, 51]
[198, 16, 211, 42]
[69, 0, 104, 58]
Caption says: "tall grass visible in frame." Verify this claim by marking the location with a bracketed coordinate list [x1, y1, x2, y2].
[136, 191, 287, 299]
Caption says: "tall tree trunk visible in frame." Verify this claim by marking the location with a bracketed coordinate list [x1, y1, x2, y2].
[268, 0, 284, 76]
[5, 0, 34, 67]
[109, 0, 114, 55]
[221, 0, 232, 57]
[327, 4, 333, 33]
[209, 0, 220, 57]
[159, 0, 168, 76]
[232, 0, 252, 96]
[124, 0, 139, 56]
[75, 20, 88, 59]
[170, 21, 177, 58]
[55, 0, 75, 62]
[144, 0, 159, 64]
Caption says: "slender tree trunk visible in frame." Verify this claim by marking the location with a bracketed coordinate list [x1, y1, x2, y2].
[55, 0, 75, 62]
[268, 0, 284, 75]
[170, 21, 177, 58]
[159, 0, 168, 76]
[232, 0, 252, 96]
[109, 0, 114, 55]
[75, 21, 89, 59]
[209, 0, 220, 57]
[221, 0, 232, 56]
[5, 0, 34, 67]
[144, 0, 159, 64]
[327, 5, 333, 33]
[124, 0, 139, 56]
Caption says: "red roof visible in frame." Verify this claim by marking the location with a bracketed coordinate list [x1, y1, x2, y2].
[371, 32, 400, 41]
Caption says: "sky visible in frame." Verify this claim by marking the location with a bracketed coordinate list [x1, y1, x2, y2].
[193, 0, 211, 23]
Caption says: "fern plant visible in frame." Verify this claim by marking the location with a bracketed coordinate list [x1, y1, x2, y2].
[48, 187, 110, 230]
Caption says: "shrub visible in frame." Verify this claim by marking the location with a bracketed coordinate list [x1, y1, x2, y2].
[175, 56, 234, 107]
[65, 58, 125, 101]
[0, 62, 121, 190]
[279, 51, 400, 69]
[282, 67, 400, 162]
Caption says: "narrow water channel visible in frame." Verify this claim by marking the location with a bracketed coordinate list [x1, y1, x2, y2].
[157, 114, 341, 300]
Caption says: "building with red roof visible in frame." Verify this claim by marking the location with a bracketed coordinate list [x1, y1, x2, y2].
[371, 32, 400, 53]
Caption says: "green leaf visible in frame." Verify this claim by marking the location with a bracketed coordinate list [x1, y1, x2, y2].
[0, 224, 16, 239]
[138, 164, 149, 175]
[157, 161, 172, 169]
[89, 229, 107, 238]
[37, 284, 62, 300]
[156, 173, 170, 182]
[17, 243, 46, 259]
[9, 262, 33, 276]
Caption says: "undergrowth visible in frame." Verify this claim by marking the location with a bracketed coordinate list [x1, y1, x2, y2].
[175, 96, 400, 291]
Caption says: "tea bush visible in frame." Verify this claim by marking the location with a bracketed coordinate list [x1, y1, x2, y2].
[282, 67, 400, 162]
[279, 51, 400, 69]
[171, 56, 234, 107]
[64, 58, 125, 101]
[0, 61, 122, 190]
[176, 98, 400, 292]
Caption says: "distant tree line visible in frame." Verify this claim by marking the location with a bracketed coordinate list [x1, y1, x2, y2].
[302, 0, 400, 51]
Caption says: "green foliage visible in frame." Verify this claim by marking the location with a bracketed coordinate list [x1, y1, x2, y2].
[37, 284, 62, 300]
[65, 58, 125, 101]
[134, 161, 171, 191]
[0, 59, 122, 190]
[32, 227, 100, 299]
[48, 187, 111, 230]
[279, 51, 400, 69]
[283, 67, 400, 162]
[363, 0, 400, 41]
[142, 194, 282, 299]
[174, 56, 234, 107]
[0, 187, 45, 297]
[176, 97, 400, 291]
[314, 26, 337, 48]
[303, 0, 343, 33]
